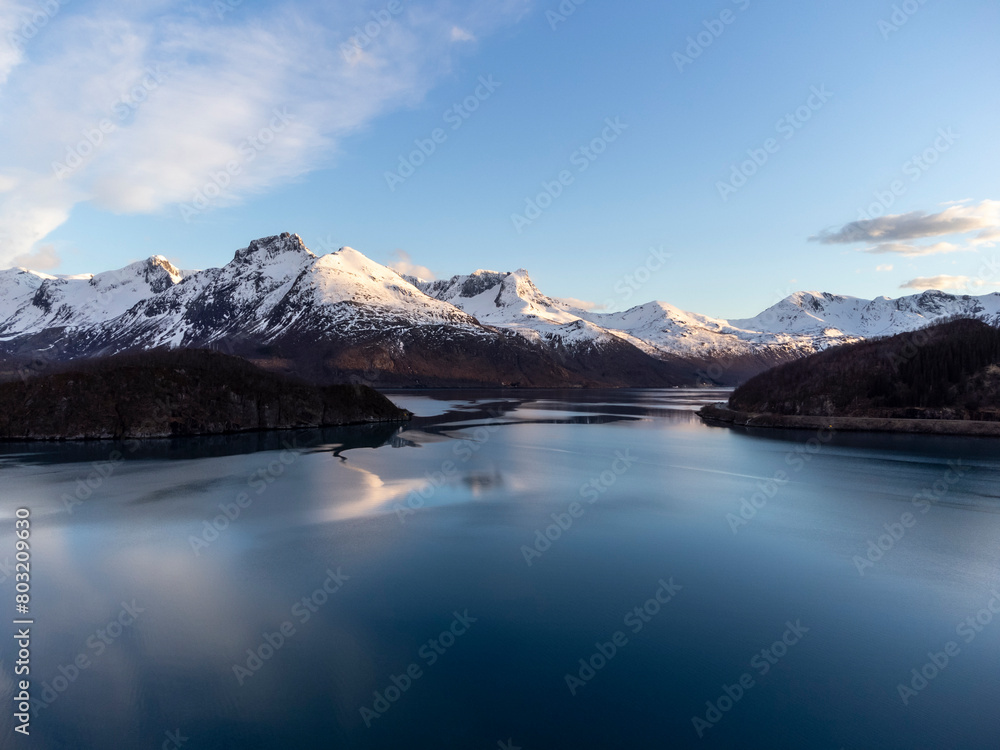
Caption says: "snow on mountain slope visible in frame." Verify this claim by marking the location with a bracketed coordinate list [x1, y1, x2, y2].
[79, 234, 490, 353]
[585, 301, 772, 356]
[414, 269, 630, 347]
[73, 235, 319, 350]
[733, 290, 1000, 339]
[418, 269, 1000, 362]
[0, 256, 188, 340]
[306, 248, 478, 323]
[0, 268, 55, 330]
[418, 271, 836, 357]
[2, 232, 997, 385]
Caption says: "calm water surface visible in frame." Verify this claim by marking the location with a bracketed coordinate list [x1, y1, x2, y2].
[1, 388, 999, 749]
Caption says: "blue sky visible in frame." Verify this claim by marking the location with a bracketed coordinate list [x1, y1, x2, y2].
[1, 0, 998, 318]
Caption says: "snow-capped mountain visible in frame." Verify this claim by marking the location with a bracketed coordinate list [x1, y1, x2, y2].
[0, 256, 189, 337]
[732, 290, 1000, 339]
[1, 232, 997, 387]
[417, 269, 1000, 376]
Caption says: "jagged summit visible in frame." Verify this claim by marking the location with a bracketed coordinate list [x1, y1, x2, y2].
[233, 232, 315, 263]
[2, 232, 999, 387]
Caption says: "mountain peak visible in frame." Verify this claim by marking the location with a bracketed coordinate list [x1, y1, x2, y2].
[146, 254, 182, 278]
[332, 246, 370, 261]
[233, 233, 314, 263]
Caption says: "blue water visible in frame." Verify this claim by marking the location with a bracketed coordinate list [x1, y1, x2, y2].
[1, 388, 999, 749]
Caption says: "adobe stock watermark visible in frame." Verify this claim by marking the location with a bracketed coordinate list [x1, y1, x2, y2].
[852, 460, 969, 576]
[32, 600, 145, 716]
[393, 410, 505, 523]
[564, 577, 682, 696]
[0, 556, 14, 584]
[895, 590, 999, 705]
[384, 75, 501, 192]
[546, 0, 587, 31]
[179, 107, 293, 222]
[726, 426, 834, 534]
[6, 0, 69, 51]
[340, 0, 403, 63]
[160, 729, 189, 750]
[691, 619, 809, 738]
[974, 254, 1000, 287]
[521, 449, 636, 565]
[52, 67, 168, 180]
[359, 610, 477, 727]
[673, 0, 752, 72]
[60, 440, 141, 514]
[598, 246, 672, 310]
[716, 85, 833, 202]
[878, 0, 931, 40]
[188, 434, 311, 555]
[511, 117, 627, 233]
[232, 567, 350, 685]
[693, 283, 800, 384]
[884, 325, 940, 374]
[855, 128, 958, 221]
[213, 0, 242, 20]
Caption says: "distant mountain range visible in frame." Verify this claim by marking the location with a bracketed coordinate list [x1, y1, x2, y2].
[2, 232, 998, 387]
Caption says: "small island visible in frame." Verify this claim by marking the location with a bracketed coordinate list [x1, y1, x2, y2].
[699, 317, 1000, 437]
[0, 349, 411, 440]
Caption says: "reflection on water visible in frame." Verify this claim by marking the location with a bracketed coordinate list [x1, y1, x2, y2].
[0, 422, 405, 467]
[1, 388, 999, 749]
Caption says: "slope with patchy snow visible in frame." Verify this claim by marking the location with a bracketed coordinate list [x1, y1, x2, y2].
[1, 232, 997, 386]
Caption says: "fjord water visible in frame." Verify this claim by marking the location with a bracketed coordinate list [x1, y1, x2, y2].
[1, 389, 999, 749]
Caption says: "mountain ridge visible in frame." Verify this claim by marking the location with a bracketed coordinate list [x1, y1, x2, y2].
[2, 232, 998, 387]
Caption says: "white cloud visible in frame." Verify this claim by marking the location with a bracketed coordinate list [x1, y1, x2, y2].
[899, 275, 983, 291]
[0, 0, 31, 86]
[387, 250, 435, 281]
[0, 0, 531, 266]
[811, 200, 1000, 245]
[973, 228, 1000, 247]
[450, 26, 476, 42]
[875, 264, 893, 272]
[11, 243, 60, 270]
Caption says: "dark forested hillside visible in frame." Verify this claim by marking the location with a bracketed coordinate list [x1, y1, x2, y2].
[0, 349, 410, 440]
[728, 318, 1000, 421]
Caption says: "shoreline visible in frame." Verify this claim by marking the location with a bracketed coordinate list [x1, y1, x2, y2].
[0, 415, 411, 443]
[698, 403, 1000, 438]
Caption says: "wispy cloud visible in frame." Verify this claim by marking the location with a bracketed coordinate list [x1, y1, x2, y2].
[387, 250, 435, 281]
[811, 199, 1000, 246]
[863, 241, 964, 257]
[875, 264, 893, 272]
[0, 0, 31, 86]
[11, 243, 60, 270]
[0, 0, 531, 267]
[899, 274, 996, 291]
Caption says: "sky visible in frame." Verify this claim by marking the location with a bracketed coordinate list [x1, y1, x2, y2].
[0, 0, 998, 319]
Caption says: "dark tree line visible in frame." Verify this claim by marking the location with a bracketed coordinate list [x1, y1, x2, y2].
[0, 348, 409, 439]
[730, 317, 1000, 421]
